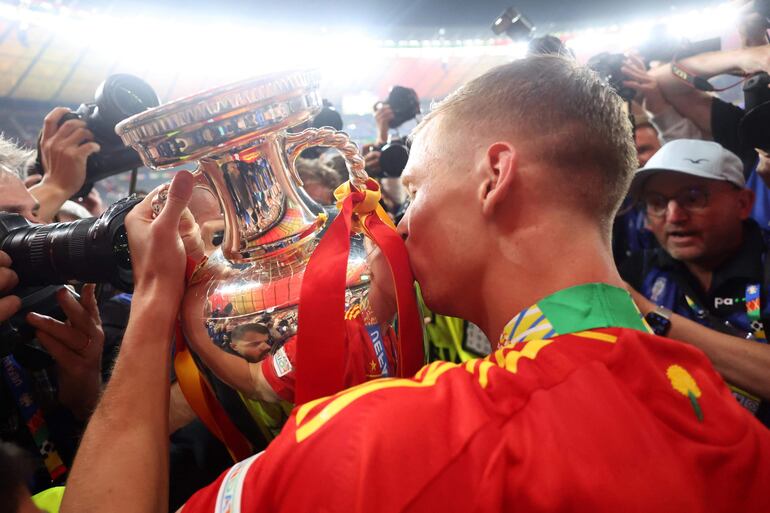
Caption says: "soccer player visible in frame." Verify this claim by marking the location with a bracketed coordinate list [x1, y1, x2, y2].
[59, 56, 770, 513]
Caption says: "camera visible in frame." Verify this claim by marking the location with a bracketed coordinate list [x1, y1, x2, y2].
[377, 86, 421, 129]
[0, 195, 141, 292]
[491, 7, 535, 41]
[740, 72, 770, 153]
[292, 99, 344, 159]
[374, 138, 410, 178]
[34, 74, 159, 197]
[587, 53, 636, 102]
[0, 195, 139, 364]
[0, 284, 71, 367]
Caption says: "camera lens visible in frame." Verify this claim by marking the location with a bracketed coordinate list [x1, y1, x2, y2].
[386, 86, 420, 129]
[91, 74, 160, 141]
[99, 74, 159, 120]
[379, 142, 410, 178]
[0, 196, 141, 291]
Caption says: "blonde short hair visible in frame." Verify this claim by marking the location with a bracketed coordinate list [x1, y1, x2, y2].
[417, 55, 637, 231]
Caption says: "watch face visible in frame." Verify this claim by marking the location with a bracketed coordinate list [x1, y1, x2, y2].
[645, 312, 672, 336]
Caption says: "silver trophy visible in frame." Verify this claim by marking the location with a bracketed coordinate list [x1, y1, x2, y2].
[117, 70, 394, 430]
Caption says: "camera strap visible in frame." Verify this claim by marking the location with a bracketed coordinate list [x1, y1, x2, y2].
[671, 62, 717, 92]
[671, 61, 753, 93]
[0, 355, 67, 482]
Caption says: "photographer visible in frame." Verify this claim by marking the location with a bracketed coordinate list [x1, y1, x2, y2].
[363, 89, 418, 215]
[28, 108, 101, 224]
[0, 155, 105, 492]
[621, 139, 770, 427]
[648, 45, 770, 181]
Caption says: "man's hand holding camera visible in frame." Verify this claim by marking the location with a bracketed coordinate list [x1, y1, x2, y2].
[0, 250, 21, 323]
[26, 284, 105, 421]
[30, 108, 101, 222]
[622, 54, 669, 115]
[374, 103, 395, 146]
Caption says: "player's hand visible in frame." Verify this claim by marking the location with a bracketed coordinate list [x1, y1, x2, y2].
[125, 171, 195, 304]
[179, 207, 205, 264]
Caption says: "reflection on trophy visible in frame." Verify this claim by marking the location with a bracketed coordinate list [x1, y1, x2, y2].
[117, 69, 422, 458]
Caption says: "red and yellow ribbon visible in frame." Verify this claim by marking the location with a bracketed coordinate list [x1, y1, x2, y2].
[173, 257, 253, 462]
[295, 179, 424, 404]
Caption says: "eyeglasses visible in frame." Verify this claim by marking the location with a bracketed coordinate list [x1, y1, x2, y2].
[642, 187, 710, 218]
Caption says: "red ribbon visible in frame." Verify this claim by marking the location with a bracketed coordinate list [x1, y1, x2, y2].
[295, 181, 424, 404]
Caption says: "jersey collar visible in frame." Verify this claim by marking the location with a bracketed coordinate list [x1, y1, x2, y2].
[498, 283, 649, 348]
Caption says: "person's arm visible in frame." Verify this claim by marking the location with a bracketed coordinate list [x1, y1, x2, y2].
[60, 172, 195, 513]
[622, 55, 703, 143]
[29, 108, 100, 223]
[629, 286, 770, 401]
[374, 104, 394, 146]
[648, 46, 770, 137]
[181, 324, 281, 402]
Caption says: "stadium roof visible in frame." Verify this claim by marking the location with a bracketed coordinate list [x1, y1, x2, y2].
[0, 0, 730, 108]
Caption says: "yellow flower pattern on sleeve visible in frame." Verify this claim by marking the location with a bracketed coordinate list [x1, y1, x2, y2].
[667, 364, 703, 422]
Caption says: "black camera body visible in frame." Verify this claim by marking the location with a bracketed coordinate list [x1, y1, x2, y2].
[0, 284, 69, 367]
[587, 53, 636, 102]
[383, 86, 420, 129]
[293, 99, 344, 159]
[374, 138, 410, 178]
[0, 195, 140, 363]
[0, 195, 141, 292]
[491, 7, 535, 41]
[35, 74, 159, 197]
[740, 72, 770, 153]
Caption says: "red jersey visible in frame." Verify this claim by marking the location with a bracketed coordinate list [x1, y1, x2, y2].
[261, 307, 398, 402]
[183, 284, 770, 512]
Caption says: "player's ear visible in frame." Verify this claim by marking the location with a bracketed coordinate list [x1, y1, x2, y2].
[478, 142, 517, 217]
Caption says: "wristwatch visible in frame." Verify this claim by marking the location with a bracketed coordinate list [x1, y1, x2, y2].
[645, 305, 673, 336]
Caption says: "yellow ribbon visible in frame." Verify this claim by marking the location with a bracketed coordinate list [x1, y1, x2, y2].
[334, 179, 396, 233]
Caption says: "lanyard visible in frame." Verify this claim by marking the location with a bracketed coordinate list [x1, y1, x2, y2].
[684, 285, 766, 415]
[684, 283, 765, 341]
[0, 355, 67, 482]
[365, 324, 390, 377]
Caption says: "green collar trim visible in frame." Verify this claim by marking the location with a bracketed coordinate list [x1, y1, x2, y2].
[499, 283, 649, 347]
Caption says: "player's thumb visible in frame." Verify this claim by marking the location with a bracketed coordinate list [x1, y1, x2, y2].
[158, 170, 194, 225]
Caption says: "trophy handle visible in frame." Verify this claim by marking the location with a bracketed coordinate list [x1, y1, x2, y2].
[283, 127, 369, 191]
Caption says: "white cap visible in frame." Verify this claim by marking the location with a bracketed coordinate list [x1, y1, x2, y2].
[631, 139, 745, 195]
